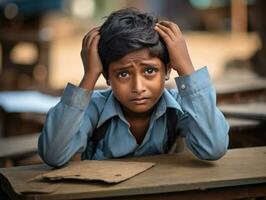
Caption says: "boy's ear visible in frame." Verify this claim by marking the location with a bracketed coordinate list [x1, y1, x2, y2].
[102, 72, 110, 85]
[106, 79, 110, 86]
[165, 63, 171, 80]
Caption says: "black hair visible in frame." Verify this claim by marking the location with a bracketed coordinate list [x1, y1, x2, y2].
[98, 8, 169, 78]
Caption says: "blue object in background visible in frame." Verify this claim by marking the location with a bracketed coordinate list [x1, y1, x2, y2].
[0, 0, 63, 18]
[0, 91, 59, 113]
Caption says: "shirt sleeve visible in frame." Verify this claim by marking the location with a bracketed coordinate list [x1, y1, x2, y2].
[175, 67, 229, 160]
[38, 83, 98, 167]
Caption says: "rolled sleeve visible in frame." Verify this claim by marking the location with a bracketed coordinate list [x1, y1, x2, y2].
[61, 83, 92, 110]
[175, 67, 211, 97]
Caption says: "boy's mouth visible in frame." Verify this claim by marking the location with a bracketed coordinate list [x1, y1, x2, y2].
[131, 97, 149, 104]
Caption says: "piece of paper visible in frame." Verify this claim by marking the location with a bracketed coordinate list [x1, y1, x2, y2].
[38, 160, 155, 183]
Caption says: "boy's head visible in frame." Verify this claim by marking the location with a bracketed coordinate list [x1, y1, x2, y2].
[99, 8, 169, 78]
[98, 8, 171, 115]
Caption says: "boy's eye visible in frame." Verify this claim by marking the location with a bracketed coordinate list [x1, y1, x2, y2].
[117, 71, 129, 78]
[144, 67, 158, 75]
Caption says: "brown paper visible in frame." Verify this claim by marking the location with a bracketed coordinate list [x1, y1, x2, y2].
[37, 160, 155, 183]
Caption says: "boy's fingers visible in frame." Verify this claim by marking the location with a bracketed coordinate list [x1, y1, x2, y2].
[88, 26, 101, 34]
[86, 31, 99, 48]
[159, 21, 180, 35]
[156, 23, 175, 40]
[85, 26, 100, 38]
[82, 35, 88, 48]
[154, 26, 171, 43]
[83, 27, 100, 48]
[82, 33, 91, 48]
[83, 30, 99, 49]
[80, 34, 100, 60]
[90, 34, 100, 50]
[84, 30, 98, 47]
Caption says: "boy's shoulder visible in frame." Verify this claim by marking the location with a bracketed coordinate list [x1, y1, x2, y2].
[88, 88, 119, 124]
[90, 88, 112, 102]
[91, 88, 112, 98]
[89, 88, 113, 109]
[164, 88, 179, 99]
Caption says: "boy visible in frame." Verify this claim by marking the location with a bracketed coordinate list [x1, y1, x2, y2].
[38, 8, 229, 167]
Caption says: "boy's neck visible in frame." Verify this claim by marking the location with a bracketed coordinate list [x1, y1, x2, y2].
[122, 107, 153, 145]
[122, 107, 153, 122]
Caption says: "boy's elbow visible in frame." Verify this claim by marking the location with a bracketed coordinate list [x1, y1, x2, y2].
[193, 145, 227, 161]
[200, 123, 229, 160]
[44, 159, 67, 168]
[199, 136, 229, 161]
[203, 145, 227, 161]
[189, 134, 229, 161]
[38, 148, 68, 168]
[38, 138, 68, 168]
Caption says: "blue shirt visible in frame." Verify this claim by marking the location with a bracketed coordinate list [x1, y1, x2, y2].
[38, 67, 229, 167]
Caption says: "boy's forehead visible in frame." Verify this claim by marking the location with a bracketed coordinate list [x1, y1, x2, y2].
[114, 49, 160, 65]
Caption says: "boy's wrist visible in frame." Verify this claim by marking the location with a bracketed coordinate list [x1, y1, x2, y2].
[83, 69, 102, 79]
[79, 73, 100, 90]
[172, 62, 195, 76]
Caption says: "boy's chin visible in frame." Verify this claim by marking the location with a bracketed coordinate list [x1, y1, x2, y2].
[125, 105, 155, 115]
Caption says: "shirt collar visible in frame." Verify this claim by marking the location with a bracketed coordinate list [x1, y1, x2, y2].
[96, 90, 128, 128]
[152, 89, 183, 120]
[96, 88, 183, 127]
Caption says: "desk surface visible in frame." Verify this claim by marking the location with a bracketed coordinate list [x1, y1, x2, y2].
[0, 147, 266, 200]
[220, 103, 266, 121]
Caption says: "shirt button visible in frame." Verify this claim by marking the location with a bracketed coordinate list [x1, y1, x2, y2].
[181, 84, 186, 89]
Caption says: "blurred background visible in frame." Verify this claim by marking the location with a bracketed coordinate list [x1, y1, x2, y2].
[0, 0, 265, 167]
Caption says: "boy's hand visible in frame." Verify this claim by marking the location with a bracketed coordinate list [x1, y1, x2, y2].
[155, 21, 195, 76]
[79, 27, 103, 90]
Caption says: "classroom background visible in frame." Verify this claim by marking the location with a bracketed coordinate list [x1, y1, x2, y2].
[0, 0, 265, 167]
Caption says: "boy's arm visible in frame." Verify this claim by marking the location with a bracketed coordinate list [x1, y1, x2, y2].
[38, 84, 97, 167]
[156, 21, 229, 160]
[174, 68, 229, 160]
[38, 27, 103, 167]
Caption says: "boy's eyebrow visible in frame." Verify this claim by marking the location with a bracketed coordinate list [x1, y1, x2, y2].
[113, 60, 160, 70]
[112, 66, 132, 72]
[140, 60, 160, 66]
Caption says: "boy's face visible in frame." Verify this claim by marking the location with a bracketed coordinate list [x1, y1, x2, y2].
[108, 48, 170, 116]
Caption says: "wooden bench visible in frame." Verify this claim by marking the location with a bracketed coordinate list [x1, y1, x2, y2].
[0, 133, 40, 167]
[227, 118, 266, 148]
[0, 91, 59, 137]
[0, 146, 265, 200]
[219, 103, 266, 121]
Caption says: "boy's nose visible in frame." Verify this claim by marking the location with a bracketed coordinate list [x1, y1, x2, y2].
[132, 75, 146, 94]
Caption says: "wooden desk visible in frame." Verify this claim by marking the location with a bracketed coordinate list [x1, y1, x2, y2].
[220, 103, 266, 121]
[0, 147, 266, 200]
[215, 78, 266, 104]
